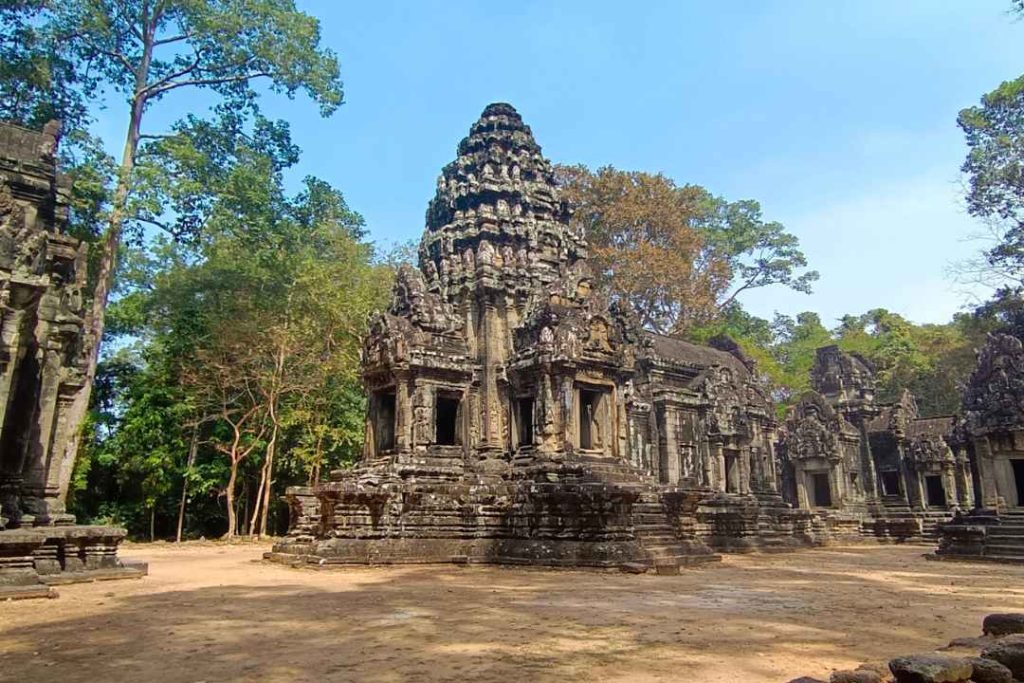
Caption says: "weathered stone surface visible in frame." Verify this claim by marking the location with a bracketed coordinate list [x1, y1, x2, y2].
[0, 119, 88, 528]
[887, 655, 973, 683]
[983, 613, 1024, 637]
[981, 639, 1024, 679]
[934, 333, 1024, 562]
[0, 120, 132, 596]
[830, 668, 883, 683]
[966, 656, 1013, 683]
[788, 678, 828, 683]
[272, 103, 977, 571]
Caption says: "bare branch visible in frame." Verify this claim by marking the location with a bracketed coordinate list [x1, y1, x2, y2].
[149, 71, 273, 97]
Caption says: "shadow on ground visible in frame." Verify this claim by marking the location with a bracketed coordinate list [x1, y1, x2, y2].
[1, 545, 1022, 682]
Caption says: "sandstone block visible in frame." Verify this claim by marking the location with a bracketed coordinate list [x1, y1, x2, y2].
[888, 654, 973, 683]
[983, 613, 1024, 637]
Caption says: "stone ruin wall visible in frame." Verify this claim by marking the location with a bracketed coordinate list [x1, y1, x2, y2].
[0, 120, 90, 529]
[0, 120, 137, 598]
[272, 103, 994, 571]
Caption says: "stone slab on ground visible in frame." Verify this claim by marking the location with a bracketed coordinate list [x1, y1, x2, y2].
[888, 655, 972, 683]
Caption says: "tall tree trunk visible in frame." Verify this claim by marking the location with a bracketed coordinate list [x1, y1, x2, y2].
[176, 424, 200, 542]
[248, 456, 268, 537]
[224, 457, 239, 540]
[57, 25, 157, 504]
[258, 420, 278, 538]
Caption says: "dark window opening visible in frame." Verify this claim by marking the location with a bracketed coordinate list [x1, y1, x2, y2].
[578, 388, 604, 450]
[517, 397, 534, 447]
[435, 395, 460, 446]
[925, 475, 946, 508]
[724, 453, 739, 493]
[849, 472, 859, 489]
[1013, 459, 1024, 508]
[881, 471, 902, 496]
[811, 472, 832, 508]
[373, 391, 396, 453]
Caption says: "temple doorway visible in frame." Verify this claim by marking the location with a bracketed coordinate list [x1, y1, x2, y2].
[372, 390, 396, 453]
[435, 395, 461, 446]
[1012, 459, 1024, 507]
[517, 397, 534, 448]
[881, 471, 902, 496]
[810, 472, 832, 508]
[578, 388, 607, 451]
[925, 475, 946, 508]
[724, 453, 739, 493]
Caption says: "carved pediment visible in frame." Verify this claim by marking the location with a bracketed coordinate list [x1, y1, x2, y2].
[906, 434, 955, 469]
[964, 333, 1024, 435]
[783, 392, 850, 462]
[390, 264, 461, 334]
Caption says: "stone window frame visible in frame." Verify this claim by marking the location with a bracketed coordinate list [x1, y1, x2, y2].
[573, 380, 615, 455]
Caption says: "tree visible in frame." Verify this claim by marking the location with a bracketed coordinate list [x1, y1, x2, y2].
[958, 75, 1024, 289]
[0, 1, 92, 131]
[556, 165, 816, 335]
[12, 0, 343, 506]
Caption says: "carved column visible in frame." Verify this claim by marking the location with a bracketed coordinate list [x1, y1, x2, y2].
[714, 442, 726, 492]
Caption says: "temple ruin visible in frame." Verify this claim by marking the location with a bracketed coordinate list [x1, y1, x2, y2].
[935, 333, 1024, 562]
[270, 103, 978, 571]
[0, 120, 138, 598]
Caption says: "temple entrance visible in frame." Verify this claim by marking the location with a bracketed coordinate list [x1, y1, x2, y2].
[724, 453, 739, 493]
[517, 397, 534, 448]
[810, 472, 832, 508]
[1012, 459, 1024, 507]
[435, 395, 461, 446]
[925, 475, 946, 508]
[881, 471, 902, 496]
[578, 387, 608, 451]
[372, 390, 396, 453]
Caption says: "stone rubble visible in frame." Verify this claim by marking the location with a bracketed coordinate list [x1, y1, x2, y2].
[787, 613, 1024, 683]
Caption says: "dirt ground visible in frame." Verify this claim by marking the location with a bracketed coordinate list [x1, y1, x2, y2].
[1, 543, 1022, 683]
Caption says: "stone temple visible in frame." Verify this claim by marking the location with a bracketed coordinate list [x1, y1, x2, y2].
[271, 103, 989, 571]
[0, 120, 138, 598]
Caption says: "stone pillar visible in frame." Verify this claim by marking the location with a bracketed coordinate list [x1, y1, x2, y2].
[714, 443, 726, 492]
[664, 408, 680, 484]
[795, 469, 810, 509]
[973, 436, 999, 509]
[942, 465, 957, 508]
[738, 447, 751, 494]
[765, 440, 779, 493]
[858, 419, 881, 500]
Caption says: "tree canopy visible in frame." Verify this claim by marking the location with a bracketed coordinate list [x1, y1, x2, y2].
[557, 164, 817, 336]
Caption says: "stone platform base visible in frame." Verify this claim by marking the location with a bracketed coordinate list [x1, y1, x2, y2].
[0, 524, 139, 599]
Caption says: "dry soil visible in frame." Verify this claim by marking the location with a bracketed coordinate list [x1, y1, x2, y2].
[1, 542, 1022, 682]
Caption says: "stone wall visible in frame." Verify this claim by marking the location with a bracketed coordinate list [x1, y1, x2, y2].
[0, 120, 89, 529]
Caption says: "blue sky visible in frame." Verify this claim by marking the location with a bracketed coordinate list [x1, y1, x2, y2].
[92, 1, 1024, 327]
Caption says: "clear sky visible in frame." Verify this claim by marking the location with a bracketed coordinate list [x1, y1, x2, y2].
[92, 1, 1024, 327]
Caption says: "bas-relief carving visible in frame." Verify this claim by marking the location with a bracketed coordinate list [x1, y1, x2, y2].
[0, 121, 91, 529]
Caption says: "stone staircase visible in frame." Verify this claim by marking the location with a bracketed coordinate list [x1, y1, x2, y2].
[573, 454, 720, 571]
[866, 501, 953, 543]
[985, 510, 1024, 562]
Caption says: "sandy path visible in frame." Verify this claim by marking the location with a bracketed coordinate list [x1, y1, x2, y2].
[0, 542, 1022, 682]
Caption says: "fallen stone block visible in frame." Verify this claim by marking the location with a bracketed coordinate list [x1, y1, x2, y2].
[966, 656, 1013, 683]
[983, 613, 1024, 637]
[981, 639, 1024, 679]
[830, 668, 882, 683]
[888, 654, 973, 683]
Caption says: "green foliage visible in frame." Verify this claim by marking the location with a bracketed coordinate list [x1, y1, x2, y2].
[958, 74, 1024, 282]
[691, 307, 984, 418]
[75, 114, 391, 538]
[0, 0, 94, 130]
